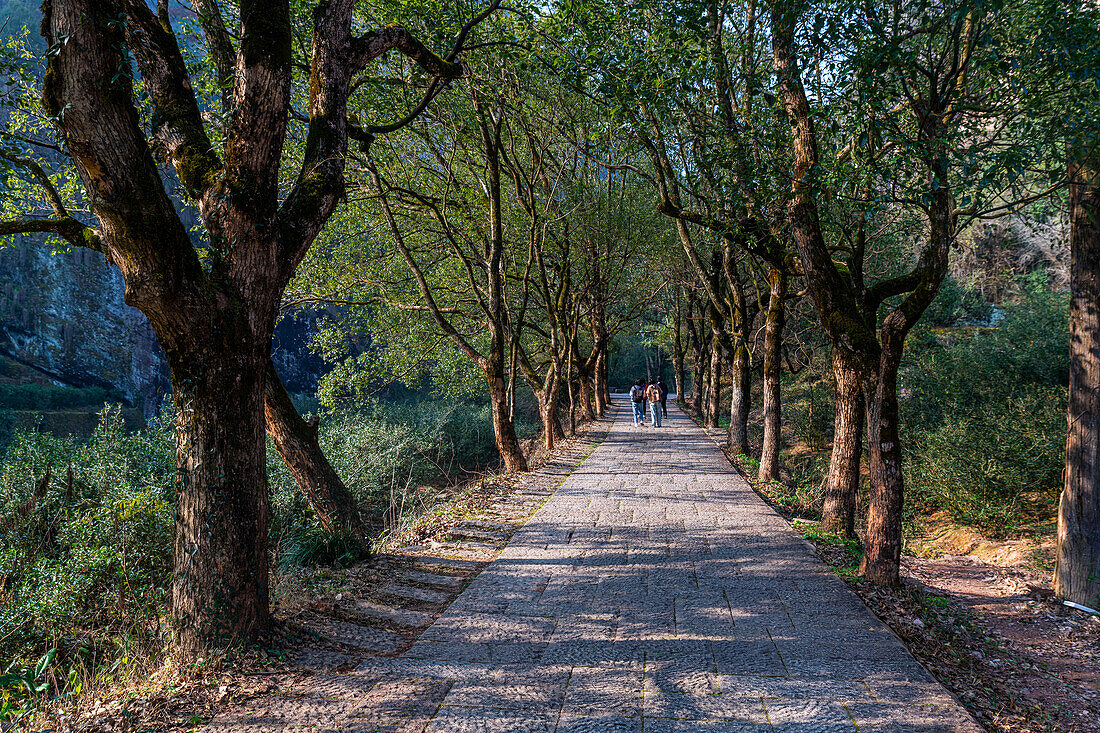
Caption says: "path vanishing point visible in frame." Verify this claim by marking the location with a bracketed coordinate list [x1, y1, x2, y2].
[209, 396, 982, 732]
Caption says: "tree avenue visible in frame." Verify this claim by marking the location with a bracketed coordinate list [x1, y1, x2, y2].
[559, 0, 1100, 594]
[0, 0, 1097, 676]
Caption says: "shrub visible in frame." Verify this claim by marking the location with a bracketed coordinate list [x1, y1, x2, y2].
[0, 407, 175, 691]
[905, 389, 1065, 535]
[901, 288, 1069, 535]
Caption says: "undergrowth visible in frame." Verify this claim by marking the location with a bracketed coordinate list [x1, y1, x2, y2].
[0, 396, 527, 724]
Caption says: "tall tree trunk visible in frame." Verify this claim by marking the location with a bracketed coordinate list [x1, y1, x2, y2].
[578, 366, 596, 420]
[685, 295, 706, 414]
[758, 268, 786, 482]
[536, 370, 562, 452]
[487, 368, 528, 472]
[594, 345, 610, 412]
[1055, 152, 1100, 611]
[672, 293, 686, 403]
[263, 361, 368, 547]
[729, 341, 752, 455]
[860, 346, 905, 586]
[567, 366, 577, 436]
[820, 348, 864, 539]
[704, 327, 722, 428]
[170, 337, 270, 656]
[540, 401, 557, 452]
[691, 331, 705, 416]
[39, 0, 465, 662]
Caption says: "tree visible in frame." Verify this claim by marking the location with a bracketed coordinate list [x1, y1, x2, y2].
[7, 0, 483, 657]
[772, 0, 1058, 581]
[1038, 0, 1100, 611]
[365, 80, 532, 471]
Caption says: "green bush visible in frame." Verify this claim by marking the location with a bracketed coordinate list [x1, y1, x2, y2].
[902, 288, 1069, 534]
[0, 407, 175, 683]
[905, 389, 1065, 533]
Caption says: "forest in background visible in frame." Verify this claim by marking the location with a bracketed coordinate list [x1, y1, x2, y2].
[0, 0, 1096, 725]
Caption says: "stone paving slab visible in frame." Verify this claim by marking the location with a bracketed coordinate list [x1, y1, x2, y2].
[211, 398, 982, 731]
[397, 569, 466, 589]
[383, 584, 452, 605]
[297, 613, 404, 654]
[341, 599, 435, 629]
[353, 397, 982, 731]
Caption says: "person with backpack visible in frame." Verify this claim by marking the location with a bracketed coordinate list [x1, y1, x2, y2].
[646, 379, 663, 427]
[629, 378, 647, 427]
[656, 377, 669, 418]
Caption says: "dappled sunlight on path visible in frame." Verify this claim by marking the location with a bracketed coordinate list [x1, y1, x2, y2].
[208, 396, 981, 732]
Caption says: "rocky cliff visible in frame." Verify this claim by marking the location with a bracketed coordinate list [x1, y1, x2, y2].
[0, 235, 170, 416]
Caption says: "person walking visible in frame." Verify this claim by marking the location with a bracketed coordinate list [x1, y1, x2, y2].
[629, 378, 647, 427]
[646, 379, 663, 427]
[657, 377, 669, 419]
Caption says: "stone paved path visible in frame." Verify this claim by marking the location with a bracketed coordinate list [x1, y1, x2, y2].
[215, 397, 982, 732]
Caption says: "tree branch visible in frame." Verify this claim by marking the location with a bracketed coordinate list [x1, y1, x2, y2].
[189, 0, 235, 109]
[351, 25, 465, 77]
[0, 150, 69, 219]
[122, 0, 223, 202]
[0, 217, 101, 250]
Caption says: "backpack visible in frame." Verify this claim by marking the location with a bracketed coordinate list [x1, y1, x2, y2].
[631, 385, 645, 403]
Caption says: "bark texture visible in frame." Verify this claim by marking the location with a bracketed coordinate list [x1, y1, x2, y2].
[705, 327, 722, 428]
[1055, 153, 1100, 610]
[729, 343, 752, 456]
[170, 340, 270, 655]
[758, 267, 786, 482]
[820, 348, 863, 538]
[264, 361, 367, 545]
[672, 292, 686, 402]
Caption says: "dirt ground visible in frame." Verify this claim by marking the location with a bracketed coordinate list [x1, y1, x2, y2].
[898, 552, 1100, 732]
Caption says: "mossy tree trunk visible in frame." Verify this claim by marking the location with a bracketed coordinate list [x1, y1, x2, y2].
[263, 361, 367, 545]
[729, 342, 752, 456]
[33, 0, 467, 658]
[703, 322, 723, 429]
[672, 290, 687, 403]
[820, 348, 864, 539]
